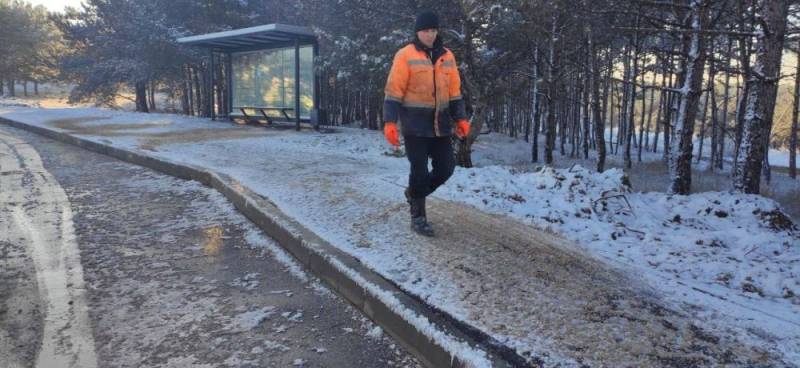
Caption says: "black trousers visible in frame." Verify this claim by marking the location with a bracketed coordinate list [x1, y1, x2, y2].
[404, 135, 455, 199]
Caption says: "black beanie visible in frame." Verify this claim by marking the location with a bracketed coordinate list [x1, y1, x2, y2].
[415, 11, 439, 31]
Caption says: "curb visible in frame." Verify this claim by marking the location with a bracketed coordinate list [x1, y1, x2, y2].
[0, 117, 521, 368]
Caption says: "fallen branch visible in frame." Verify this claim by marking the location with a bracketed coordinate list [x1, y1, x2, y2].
[592, 190, 634, 215]
[619, 224, 646, 236]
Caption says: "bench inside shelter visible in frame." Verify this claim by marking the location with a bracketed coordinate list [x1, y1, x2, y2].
[234, 106, 294, 125]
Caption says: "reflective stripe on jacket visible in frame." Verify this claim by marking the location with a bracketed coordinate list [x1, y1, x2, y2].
[383, 41, 467, 137]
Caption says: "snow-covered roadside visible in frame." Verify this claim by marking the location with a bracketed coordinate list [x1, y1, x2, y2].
[2, 104, 798, 365]
[438, 164, 799, 358]
[441, 165, 798, 303]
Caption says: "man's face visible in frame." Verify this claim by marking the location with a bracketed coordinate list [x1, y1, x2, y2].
[416, 28, 438, 48]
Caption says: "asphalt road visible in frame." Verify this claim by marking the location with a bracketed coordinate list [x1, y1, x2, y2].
[0, 125, 419, 368]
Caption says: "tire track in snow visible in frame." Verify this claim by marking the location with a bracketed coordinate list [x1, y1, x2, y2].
[0, 130, 97, 368]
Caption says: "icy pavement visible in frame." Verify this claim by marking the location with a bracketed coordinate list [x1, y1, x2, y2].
[0, 126, 98, 368]
[1, 105, 798, 367]
[0, 124, 419, 367]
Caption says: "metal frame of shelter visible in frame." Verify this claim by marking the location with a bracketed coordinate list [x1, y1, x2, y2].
[177, 24, 320, 130]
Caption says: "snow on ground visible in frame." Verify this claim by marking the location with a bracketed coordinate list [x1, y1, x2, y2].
[770, 148, 800, 168]
[439, 164, 798, 303]
[228, 306, 277, 332]
[603, 129, 800, 168]
[472, 130, 800, 221]
[2, 103, 799, 365]
[437, 164, 799, 359]
[479, 127, 800, 170]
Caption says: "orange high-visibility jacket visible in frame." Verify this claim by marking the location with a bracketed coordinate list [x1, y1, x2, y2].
[383, 40, 467, 137]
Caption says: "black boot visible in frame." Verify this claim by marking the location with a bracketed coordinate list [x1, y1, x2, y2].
[409, 197, 434, 237]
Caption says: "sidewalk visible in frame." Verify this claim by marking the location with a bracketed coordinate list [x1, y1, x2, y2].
[1, 106, 796, 367]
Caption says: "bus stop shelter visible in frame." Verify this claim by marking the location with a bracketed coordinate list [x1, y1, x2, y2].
[178, 24, 320, 130]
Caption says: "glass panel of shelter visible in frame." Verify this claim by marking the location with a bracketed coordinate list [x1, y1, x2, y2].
[232, 45, 314, 121]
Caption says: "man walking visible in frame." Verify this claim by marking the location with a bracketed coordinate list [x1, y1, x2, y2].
[382, 11, 470, 236]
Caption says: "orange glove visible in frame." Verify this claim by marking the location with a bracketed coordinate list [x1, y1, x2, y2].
[384, 122, 400, 146]
[455, 119, 470, 138]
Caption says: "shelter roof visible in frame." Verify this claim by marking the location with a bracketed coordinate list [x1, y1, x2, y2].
[177, 24, 316, 50]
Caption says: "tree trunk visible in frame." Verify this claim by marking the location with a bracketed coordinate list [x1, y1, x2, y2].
[590, 36, 606, 172]
[184, 65, 193, 115]
[510, 99, 516, 138]
[733, 34, 753, 174]
[609, 81, 616, 155]
[560, 98, 567, 156]
[710, 73, 720, 169]
[637, 66, 648, 162]
[653, 67, 668, 153]
[8, 80, 15, 97]
[181, 79, 190, 116]
[194, 66, 205, 117]
[663, 72, 676, 163]
[454, 17, 483, 169]
[455, 102, 486, 168]
[216, 59, 224, 118]
[698, 89, 710, 163]
[622, 44, 633, 168]
[698, 46, 715, 164]
[601, 49, 611, 131]
[627, 39, 639, 168]
[191, 66, 199, 116]
[645, 81, 656, 153]
[220, 56, 227, 118]
[23, 81, 28, 97]
[583, 68, 591, 160]
[665, 50, 682, 163]
[717, 41, 733, 170]
[525, 78, 532, 143]
[544, 15, 559, 165]
[135, 81, 149, 113]
[545, 95, 557, 165]
[669, 2, 708, 195]
[734, 0, 789, 194]
[34, 81, 38, 95]
[763, 136, 772, 183]
[571, 79, 579, 158]
[791, 48, 800, 179]
[148, 80, 156, 111]
[531, 47, 540, 162]
[617, 80, 625, 155]
[532, 98, 541, 163]
[189, 67, 197, 116]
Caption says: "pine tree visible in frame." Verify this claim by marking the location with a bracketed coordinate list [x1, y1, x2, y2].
[734, 0, 790, 194]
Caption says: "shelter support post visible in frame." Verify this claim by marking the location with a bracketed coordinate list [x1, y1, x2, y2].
[313, 41, 321, 129]
[208, 49, 215, 120]
[225, 52, 233, 117]
[295, 38, 301, 131]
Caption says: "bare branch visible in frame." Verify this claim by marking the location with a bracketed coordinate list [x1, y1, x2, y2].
[608, 76, 683, 93]
[630, 0, 691, 10]
[612, 26, 757, 37]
